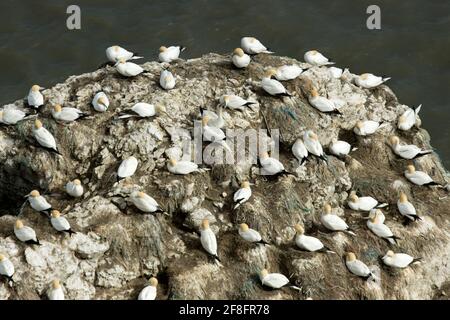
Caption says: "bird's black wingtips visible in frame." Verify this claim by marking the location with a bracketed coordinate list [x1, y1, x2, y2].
[258, 239, 269, 245]
[26, 239, 41, 246]
[64, 229, 76, 235]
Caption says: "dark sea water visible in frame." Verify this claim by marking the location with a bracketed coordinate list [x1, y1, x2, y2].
[0, 0, 449, 167]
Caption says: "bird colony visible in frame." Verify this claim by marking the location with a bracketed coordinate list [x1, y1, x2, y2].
[0, 39, 449, 300]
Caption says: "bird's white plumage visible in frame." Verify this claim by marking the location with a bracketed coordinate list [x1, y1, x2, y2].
[346, 259, 371, 277]
[261, 77, 289, 96]
[274, 65, 303, 81]
[309, 95, 340, 113]
[295, 234, 324, 252]
[48, 287, 65, 300]
[355, 73, 390, 89]
[92, 92, 109, 112]
[116, 61, 144, 77]
[260, 156, 285, 175]
[329, 140, 351, 157]
[233, 186, 252, 209]
[118, 156, 138, 179]
[354, 120, 381, 136]
[405, 170, 434, 186]
[303, 131, 325, 158]
[201, 108, 225, 128]
[159, 46, 183, 63]
[0, 258, 14, 278]
[106, 46, 142, 62]
[397, 200, 419, 221]
[391, 143, 428, 159]
[220, 95, 254, 111]
[27, 88, 44, 108]
[304, 50, 333, 66]
[65, 181, 83, 198]
[203, 123, 226, 142]
[241, 37, 271, 54]
[167, 160, 198, 175]
[52, 107, 84, 122]
[33, 126, 57, 151]
[260, 273, 290, 289]
[239, 228, 262, 243]
[321, 213, 349, 232]
[0, 107, 26, 125]
[382, 252, 415, 268]
[130, 192, 160, 213]
[398, 105, 421, 131]
[368, 209, 385, 223]
[51, 216, 71, 232]
[200, 228, 218, 256]
[367, 220, 396, 244]
[14, 226, 38, 243]
[329, 67, 343, 78]
[138, 285, 157, 300]
[160, 70, 176, 90]
[232, 52, 251, 68]
[29, 195, 51, 212]
[292, 139, 308, 163]
[348, 196, 378, 211]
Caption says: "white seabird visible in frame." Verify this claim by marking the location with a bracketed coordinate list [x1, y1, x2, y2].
[159, 45, 185, 63]
[261, 70, 291, 97]
[200, 106, 225, 128]
[129, 191, 163, 214]
[233, 181, 252, 210]
[329, 67, 344, 79]
[259, 152, 289, 176]
[365, 208, 386, 224]
[220, 95, 256, 111]
[27, 190, 52, 214]
[52, 104, 88, 123]
[232, 48, 250, 68]
[0, 107, 27, 125]
[167, 158, 199, 175]
[367, 210, 399, 245]
[292, 138, 308, 164]
[160, 70, 176, 90]
[303, 130, 327, 161]
[92, 92, 110, 112]
[238, 223, 268, 245]
[200, 219, 220, 262]
[308, 88, 341, 114]
[320, 204, 355, 235]
[272, 65, 304, 81]
[118, 103, 166, 119]
[389, 136, 432, 160]
[259, 269, 300, 290]
[33, 119, 60, 154]
[117, 156, 138, 181]
[353, 120, 382, 136]
[304, 50, 334, 66]
[106, 45, 143, 63]
[348, 191, 387, 212]
[404, 165, 439, 187]
[345, 252, 373, 280]
[355, 73, 390, 89]
[397, 193, 422, 221]
[382, 250, 421, 269]
[14, 220, 40, 245]
[115, 58, 145, 77]
[65, 179, 84, 198]
[0, 253, 14, 282]
[241, 37, 273, 55]
[202, 115, 226, 142]
[294, 224, 329, 253]
[398, 105, 422, 131]
[27, 85, 44, 110]
[47, 279, 65, 300]
[50, 210, 74, 235]
[138, 277, 158, 300]
[329, 139, 354, 157]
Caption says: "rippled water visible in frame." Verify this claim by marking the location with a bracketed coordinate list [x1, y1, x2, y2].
[0, 0, 448, 167]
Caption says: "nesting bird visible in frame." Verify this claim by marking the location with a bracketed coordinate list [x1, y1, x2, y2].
[0, 253, 15, 282]
[14, 220, 40, 245]
[220, 95, 256, 111]
[404, 165, 439, 187]
[259, 269, 300, 290]
[200, 219, 220, 262]
[27, 190, 52, 214]
[27, 85, 44, 110]
[303, 130, 327, 161]
[345, 252, 373, 280]
[159, 70, 175, 90]
[308, 88, 341, 114]
[398, 105, 422, 131]
[159, 45, 185, 63]
[167, 158, 199, 175]
[47, 279, 65, 300]
[232, 48, 250, 68]
[367, 210, 400, 245]
[292, 138, 308, 164]
[389, 136, 432, 160]
[33, 119, 60, 154]
[117, 156, 138, 181]
[382, 250, 421, 269]
[233, 181, 252, 209]
[200, 106, 225, 128]
[52, 104, 88, 123]
[304, 50, 334, 66]
[353, 120, 382, 136]
[240, 37, 272, 55]
[347, 191, 387, 212]
[329, 139, 354, 158]
[294, 224, 329, 253]
[365, 208, 385, 224]
[202, 115, 226, 142]
[259, 152, 290, 176]
[355, 73, 390, 89]
[320, 204, 355, 235]
[271, 65, 304, 81]
[115, 58, 145, 77]
[50, 210, 75, 235]
[106, 45, 143, 63]
[329, 67, 344, 79]
[92, 91, 110, 112]
[117, 103, 166, 119]
[397, 192, 422, 221]
[129, 191, 163, 214]
[261, 69, 291, 97]
[238, 223, 268, 245]
[138, 277, 158, 300]
[65, 179, 84, 198]
[0, 107, 27, 125]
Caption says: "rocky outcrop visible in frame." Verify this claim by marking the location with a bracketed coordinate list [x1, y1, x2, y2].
[0, 53, 449, 300]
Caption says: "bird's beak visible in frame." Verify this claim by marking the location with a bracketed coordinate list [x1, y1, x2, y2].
[249, 183, 255, 186]
[24, 193, 31, 198]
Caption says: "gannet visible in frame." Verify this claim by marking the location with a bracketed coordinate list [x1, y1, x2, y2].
[92, 92, 110, 112]
[397, 192, 422, 221]
[355, 73, 391, 89]
[294, 224, 329, 252]
[47, 279, 65, 300]
[272, 65, 304, 81]
[167, 158, 199, 175]
[129, 191, 163, 213]
[50, 210, 75, 235]
[308, 88, 341, 114]
[389, 136, 432, 160]
[232, 48, 250, 68]
[238, 223, 268, 244]
[115, 58, 145, 77]
[398, 105, 421, 131]
[261, 70, 291, 97]
[200, 219, 220, 262]
[259, 269, 300, 290]
[117, 103, 166, 119]
[345, 252, 373, 280]
[27, 190, 52, 214]
[353, 120, 382, 136]
[106, 45, 143, 63]
[367, 210, 400, 245]
[138, 277, 158, 300]
[14, 220, 40, 245]
[65, 179, 84, 198]
[27, 85, 44, 110]
[233, 182, 252, 209]
[320, 204, 355, 235]
[304, 50, 334, 66]
[160, 70, 176, 90]
[259, 152, 290, 176]
[329, 67, 344, 79]
[33, 119, 60, 154]
[220, 95, 256, 111]
[404, 165, 439, 187]
[365, 208, 385, 224]
[202, 116, 226, 142]
[0, 107, 27, 125]
[52, 104, 88, 123]
[329, 139, 354, 157]
[200, 106, 225, 128]
[159, 45, 185, 63]
[241, 37, 273, 55]
[303, 130, 327, 161]
[382, 250, 421, 269]
[117, 156, 138, 181]
[348, 191, 387, 211]
[292, 138, 308, 164]
[0, 254, 14, 282]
